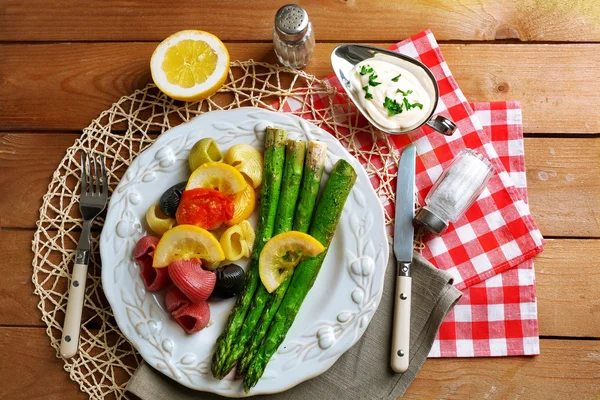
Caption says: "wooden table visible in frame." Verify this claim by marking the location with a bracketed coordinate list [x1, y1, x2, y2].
[1, 1, 599, 398]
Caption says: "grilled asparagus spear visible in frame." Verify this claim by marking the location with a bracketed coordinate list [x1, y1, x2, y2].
[217, 139, 306, 377]
[211, 127, 286, 378]
[237, 141, 327, 377]
[243, 159, 357, 391]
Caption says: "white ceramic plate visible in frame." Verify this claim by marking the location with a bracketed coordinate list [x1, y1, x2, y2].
[100, 107, 388, 397]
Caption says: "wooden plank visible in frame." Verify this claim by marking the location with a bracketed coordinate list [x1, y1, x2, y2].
[536, 239, 600, 338]
[408, 339, 600, 399]
[0, 327, 86, 400]
[2, 133, 598, 237]
[0, 133, 77, 229]
[5, 221, 600, 337]
[1, 0, 600, 42]
[1, 43, 598, 134]
[0, 230, 41, 327]
[525, 137, 600, 238]
[0, 327, 598, 399]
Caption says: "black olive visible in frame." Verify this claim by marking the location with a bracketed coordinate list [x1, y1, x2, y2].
[211, 264, 245, 299]
[159, 181, 187, 218]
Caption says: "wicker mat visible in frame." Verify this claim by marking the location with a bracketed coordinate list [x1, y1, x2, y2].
[31, 60, 407, 399]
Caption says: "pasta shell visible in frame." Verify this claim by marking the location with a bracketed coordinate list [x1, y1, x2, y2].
[133, 235, 159, 260]
[159, 181, 187, 218]
[212, 263, 245, 298]
[189, 138, 223, 171]
[146, 202, 176, 236]
[219, 220, 255, 261]
[168, 259, 216, 302]
[172, 301, 211, 334]
[134, 236, 171, 291]
[225, 144, 263, 188]
[165, 286, 190, 313]
[227, 183, 256, 226]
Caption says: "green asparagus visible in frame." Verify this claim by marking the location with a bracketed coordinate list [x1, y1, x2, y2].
[237, 141, 327, 377]
[217, 139, 306, 377]
[211, 127, 286, 378]
[243, 159, 357, 391]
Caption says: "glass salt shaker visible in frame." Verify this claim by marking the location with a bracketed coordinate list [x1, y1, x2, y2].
[414, 149, 495, 235]
[273, 4, 315, 69]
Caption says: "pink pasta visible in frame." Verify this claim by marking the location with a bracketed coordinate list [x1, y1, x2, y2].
[133, 236, 170, 291]
[165, 286, 190, 313]
[168, 259, 216, 302]
[172, 301, 211, 333]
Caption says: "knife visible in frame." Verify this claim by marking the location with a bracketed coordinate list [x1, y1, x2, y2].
[391, 144, 416, 373]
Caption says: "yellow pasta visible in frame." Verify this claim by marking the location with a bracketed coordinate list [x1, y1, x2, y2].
[188, 138, 223, 171]
[224, 144, 263, 188]
[145, 202, 176, 236]
[227, 183, 256, 226]
[219, 220, 255, 261]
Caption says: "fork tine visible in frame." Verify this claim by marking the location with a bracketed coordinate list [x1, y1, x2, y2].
[93, 156, 101, 195]
[87, 152, 94, 194]
[80, 152, 87, 195]
[100, 154, 108, 196]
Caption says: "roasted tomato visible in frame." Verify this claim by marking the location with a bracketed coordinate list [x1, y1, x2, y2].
[176, 188, 234, 230]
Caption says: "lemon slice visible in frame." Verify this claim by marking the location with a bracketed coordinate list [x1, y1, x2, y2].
[186, 161, 247, 195]
[150, 30, 230, 101]
[153, 224, 225, 268]
[259, 231, 325, 293]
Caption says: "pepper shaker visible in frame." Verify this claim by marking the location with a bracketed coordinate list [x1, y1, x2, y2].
[273, 4, 315, 69]
[415, 149, 495, 235]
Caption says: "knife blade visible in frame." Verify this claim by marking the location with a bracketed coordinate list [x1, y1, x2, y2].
[391, 144, 416, 373]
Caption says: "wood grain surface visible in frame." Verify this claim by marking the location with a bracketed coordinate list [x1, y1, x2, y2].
[1, 327, 598, 399]
[2, 0, 600, 42]
[1, 43, 599, 133]
[3, 228, 598, 338]
[2, 1, 599, 398]
[2, 134, 598, 237]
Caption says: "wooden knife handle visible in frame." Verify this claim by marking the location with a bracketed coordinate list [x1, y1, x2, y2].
[60, 262, 88, 359]
[391, 275, 412, 373]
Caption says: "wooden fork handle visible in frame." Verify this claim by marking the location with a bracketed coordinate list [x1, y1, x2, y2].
[60, 262, 88, 359]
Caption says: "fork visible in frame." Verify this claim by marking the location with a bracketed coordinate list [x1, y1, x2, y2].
[60, 152, 108, 359]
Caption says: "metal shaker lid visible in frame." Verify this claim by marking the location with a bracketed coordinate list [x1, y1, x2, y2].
[414, 207, 448, 235]
[275, 4, 310, 42]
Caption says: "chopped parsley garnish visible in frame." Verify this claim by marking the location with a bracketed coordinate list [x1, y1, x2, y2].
[402, 97, 424, 111]
[362, 85, 373, 100]
[359, 65, 374, 76]
[396, 89, 413, 96]
[368, 73, 381, 87]
[391, 74, 402, 82]
[383, 97, 403, 116]
[383, 96, 424, 115]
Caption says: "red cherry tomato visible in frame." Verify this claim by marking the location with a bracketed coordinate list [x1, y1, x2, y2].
[176, 188, 234, 229]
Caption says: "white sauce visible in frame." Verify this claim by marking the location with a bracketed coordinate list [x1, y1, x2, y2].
[350, 57, 433, 131]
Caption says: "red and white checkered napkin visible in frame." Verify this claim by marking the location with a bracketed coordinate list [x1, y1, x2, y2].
[431, 102, 540, 357]
[282, 30, 544, 356]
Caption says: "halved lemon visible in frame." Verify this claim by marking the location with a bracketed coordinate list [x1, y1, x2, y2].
[150, 30, 230, 101]
[259, 231, 325, 293]
[186, 161, 247, 195]
[153, 224, 225, 268]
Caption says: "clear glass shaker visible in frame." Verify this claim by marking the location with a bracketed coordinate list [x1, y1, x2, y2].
[273, 4, 315, 69]
[414, 149, 495, 235]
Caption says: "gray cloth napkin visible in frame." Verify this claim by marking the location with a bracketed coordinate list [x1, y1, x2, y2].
[127, 249, 462, 399]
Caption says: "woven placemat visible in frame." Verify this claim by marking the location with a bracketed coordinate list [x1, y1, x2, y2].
[31, 60, 407, 399]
